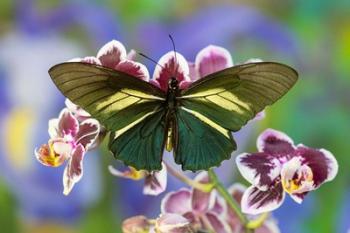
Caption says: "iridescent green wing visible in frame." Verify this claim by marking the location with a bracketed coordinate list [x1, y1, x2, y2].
[175, 62, 298, 171]
[49, 62, 166, 170]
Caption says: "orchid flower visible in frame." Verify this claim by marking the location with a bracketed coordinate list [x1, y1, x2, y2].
[70, 40, 149, 81]
[108, 163, 167, 196]
[161, 172, 231, 233]
[122, 214, 191, 233]
[236, 128, 338, 215]
[35, 108, 100, 195]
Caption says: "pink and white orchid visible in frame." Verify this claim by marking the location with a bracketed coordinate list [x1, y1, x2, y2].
[71, 40, 149, 81]
[161, 172, 231, 233]
[35, 108, 100, 195]
[108, 163, 167, 196]
[236, 128, 338, 215]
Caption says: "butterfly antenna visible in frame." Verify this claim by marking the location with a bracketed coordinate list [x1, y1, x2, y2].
[138, 52, 173, 77]
[169, 34, 178, 78]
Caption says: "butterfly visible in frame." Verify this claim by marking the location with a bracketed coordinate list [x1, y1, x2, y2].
[49, 61, 298, 171]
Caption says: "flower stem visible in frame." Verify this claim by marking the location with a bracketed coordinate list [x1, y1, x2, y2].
[208, 169, 254, 233]
[164, 162, 214, 193]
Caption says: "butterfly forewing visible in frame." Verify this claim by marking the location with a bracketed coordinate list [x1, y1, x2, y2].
[179, 62, 298, 131]
[49, 62, 166, 170]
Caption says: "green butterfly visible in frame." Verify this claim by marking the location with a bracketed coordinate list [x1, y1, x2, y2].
[49, 61, 298, 171]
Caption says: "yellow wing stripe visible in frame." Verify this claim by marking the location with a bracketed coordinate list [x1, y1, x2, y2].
[180, 107, 231, 139]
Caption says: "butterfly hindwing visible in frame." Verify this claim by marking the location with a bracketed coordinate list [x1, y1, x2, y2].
[109, 111, 166, 170]
[180, 62, 298, 131]
[49, 62, 165, 133]
[174, 107, 236, 171]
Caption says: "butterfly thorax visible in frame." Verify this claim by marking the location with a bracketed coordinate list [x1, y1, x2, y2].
[166, 77, 179, 110]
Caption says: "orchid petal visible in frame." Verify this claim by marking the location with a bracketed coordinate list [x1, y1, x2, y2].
[205, 212, 232, 233]
[75, 118, 100, 150]
[228, 183, 247, 202]
[161, 188, 192, 215]
[152, 51, 190, 91]
[122, 215, 151, 233]
[127, 49, 137, 61]
[81, 56, 102, 65]
[65, 98, 91, 118]
[227, 183, 246, 231]
[48, 118, 59, 139]
[210, 193, 227, 216]
[57, 108, 79, 137]
[295, 145, 338, 187]
[195, 45, 233, 78]
[108, 165, 146, 180]
[188, 62, 199, 81]
[192, 172, 215, 213]
[63, 144, 85, 195]
[257, 128, 295, 155]
[34, 142, 67, 167]
[116, 60, 150, 81]
[143, 164, 167, 196]
[241, 184, 285, 215]
[97, 40, 127, 68]
[156, 213, 190, 233]
[236, 152, 282, 191]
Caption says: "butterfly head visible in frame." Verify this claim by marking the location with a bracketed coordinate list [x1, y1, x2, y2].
[168, 77, 179, 90]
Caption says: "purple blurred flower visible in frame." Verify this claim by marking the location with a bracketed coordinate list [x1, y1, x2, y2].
[236, 129, 338, 214]
[109, 163, 167, 196]
[161, 172, 231, 233]
[35, 108, 100, 195]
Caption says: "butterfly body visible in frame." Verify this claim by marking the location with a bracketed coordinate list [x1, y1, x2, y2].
[49, 62, 298, 172]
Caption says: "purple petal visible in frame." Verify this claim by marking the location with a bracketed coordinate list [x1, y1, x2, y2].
[58, 108, 79, 137]
[65, 98, 91, 120]
[210, 194, 227, 216]
[152, 51, 190, 91]
[156, 213, 190, 233]
[81, 56, 102, 65]
[127, 49, 137, 61]
[96, 40, 127, 68]
[122, 215, 151, 233]
[75, 119, 100, 150]
[257, 129, 295, 155]
[295, 146, 338, 187]
[236, 152, 282, 190]
[115, 60, 150, 81]
[195, 45, 233, 78]
[241, 184, 285, 215]
[143, 163, 167, 196]
[192, 172, 215, 213]
[205, 212, 232, 233]
[63, 144, 85, 195]
[228, 183, 247, 203]
[188, 62, 199, 81]
[227, 183, 246, 230]
[161, 188, 192, 215]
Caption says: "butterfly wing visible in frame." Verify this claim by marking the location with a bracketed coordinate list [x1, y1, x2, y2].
[174, 62, 298, 170]
[49, 62, 166, 170]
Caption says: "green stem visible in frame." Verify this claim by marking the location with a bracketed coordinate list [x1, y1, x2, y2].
[164, 162, 214, 193]
[208, 169, 254, 233]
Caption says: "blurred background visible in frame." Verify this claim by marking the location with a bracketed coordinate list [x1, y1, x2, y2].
[0, 0, 349, 232]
